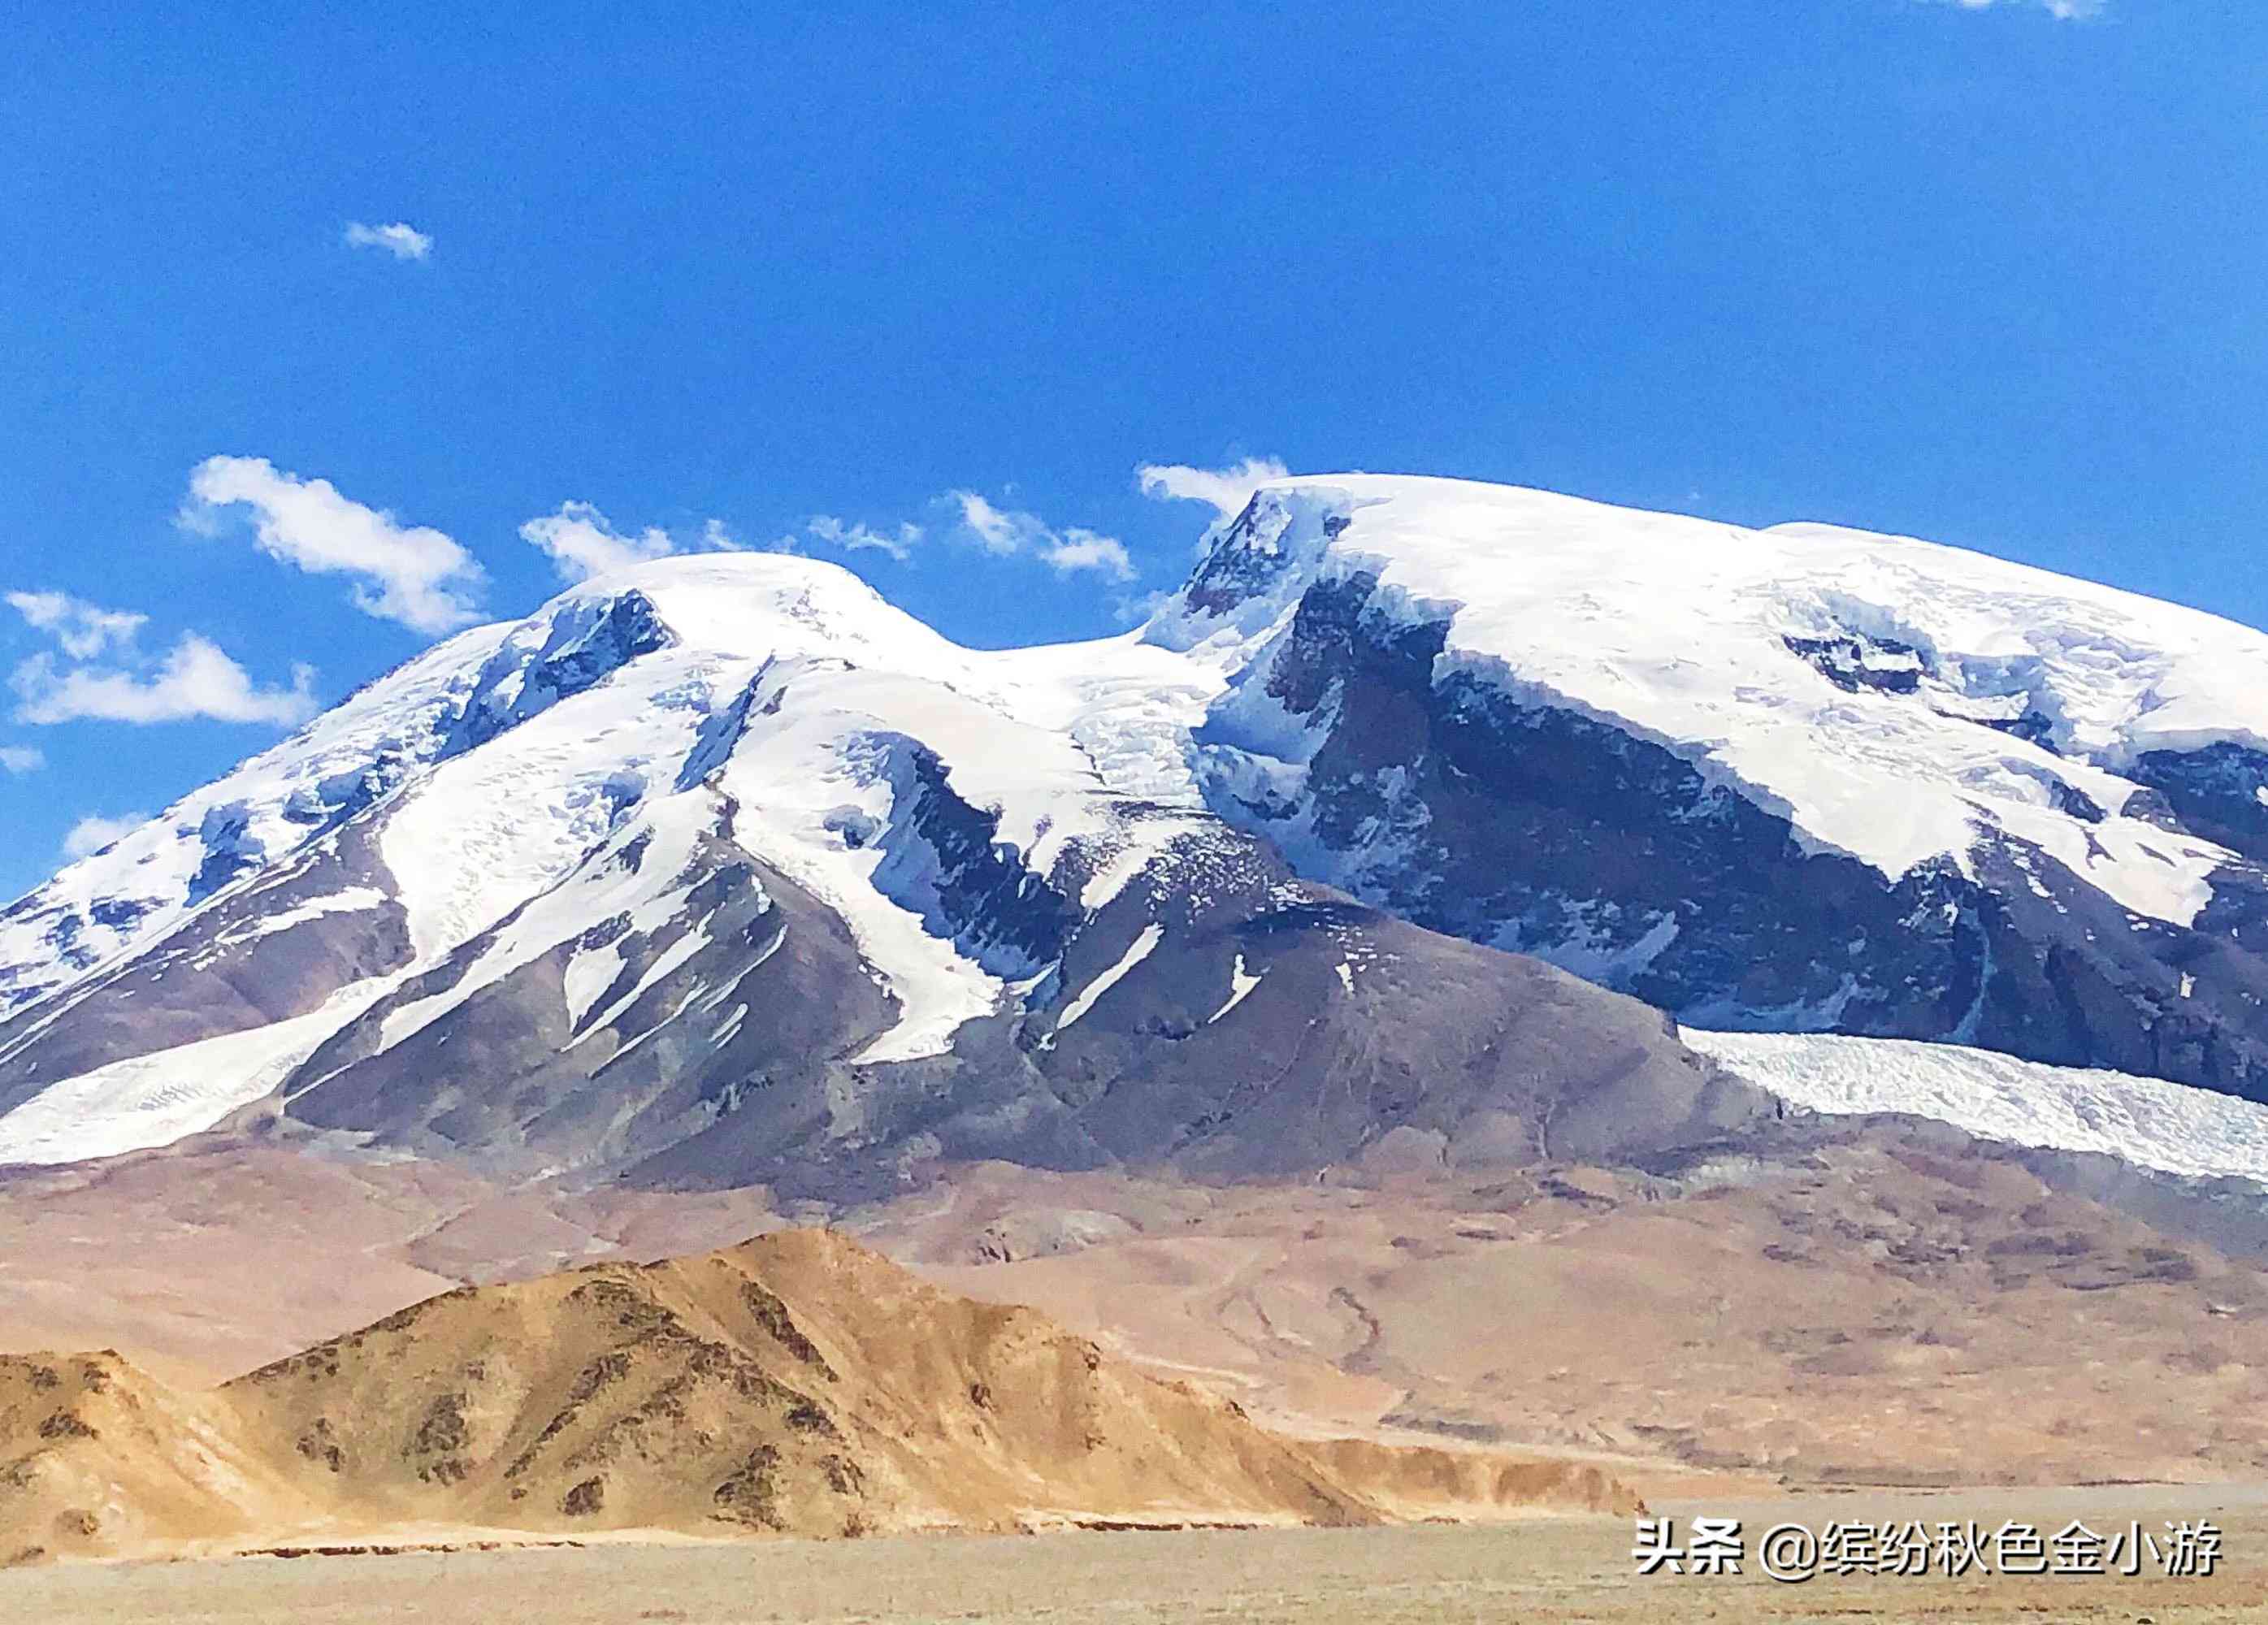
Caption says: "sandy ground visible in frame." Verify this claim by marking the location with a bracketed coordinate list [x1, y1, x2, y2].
[5, 1488, 2264, 1623]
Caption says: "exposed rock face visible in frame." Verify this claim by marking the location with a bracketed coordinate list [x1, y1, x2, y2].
[1191, 567, 2268, 1094]
[2128, 743, 2268, 864]
[1007, 859, 1758, 1182]
[446, 588, 674, 755]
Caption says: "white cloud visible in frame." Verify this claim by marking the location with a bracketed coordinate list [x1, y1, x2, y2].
[1136, 457, 1290, 522]
[6, 591, 147, 658]
[7, 583, 314, 730]
[945, 492, 1135, 580]
[0, 744, 42, 774]
[1039, 529, 1136, 583]
[767, 488, 1133, 581]
[62, 812, 149, 861]
[519, 501, 678, 583]
[518, 500, 752, 583]
[344, 221, 433, 261]
[182, 456, 486, 634]
[948, 492, 1033, 556]
[1937, 0, 2105, 18]
[12, 638, 317, 727]
[792, 514, 923, 562]
[11, 584, 314, 725]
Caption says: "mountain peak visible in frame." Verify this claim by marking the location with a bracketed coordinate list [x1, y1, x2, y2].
[531, 548, 935, 666]
[6, 474, 2268, 1184]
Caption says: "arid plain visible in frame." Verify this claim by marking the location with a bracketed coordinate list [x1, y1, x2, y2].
[11, 1112, 2268, 1617]
[12, 1113, 2268, 1487]
[7, 1493, 2266, 1623]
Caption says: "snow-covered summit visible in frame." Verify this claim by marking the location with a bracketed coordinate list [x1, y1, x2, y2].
[1160, 474, 2268, 926]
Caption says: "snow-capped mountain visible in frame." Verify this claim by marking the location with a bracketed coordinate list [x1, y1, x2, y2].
[0, 543, 1752, 1188]
[1159, 477, 2268, 1098]
[5, 473, 2266, 1185]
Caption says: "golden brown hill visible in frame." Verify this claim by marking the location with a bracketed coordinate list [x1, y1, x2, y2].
[0, 1351, 301, 1565]
[0, 1230, 1633, 1564]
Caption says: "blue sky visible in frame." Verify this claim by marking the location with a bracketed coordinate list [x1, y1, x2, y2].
[2, 1, 2265, 903]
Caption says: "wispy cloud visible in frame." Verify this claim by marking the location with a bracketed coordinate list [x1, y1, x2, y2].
[4, 591, 146, 658]
[946, 492, 1135, 581]
[1935, 0, 2105, 19]
[770, 488, 1134, 582]
[949, 492, 1033, 557]
[518, 501, 752, 583]
[1136, 457, 1289, 522]
[62, 812, 149, 861]
[181, 457, 486, 634]
[344, 221, 433, 261]
[11, 637, 316, 727]
[520, 502, 675, 583]
[0, 744, 42, 774]
[794, 514, 924, 563]
[9, 589, 315, 728]
[1037, 529, 1135, 581]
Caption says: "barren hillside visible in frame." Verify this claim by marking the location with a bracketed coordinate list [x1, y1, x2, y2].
[0, 1230, 1632, 1565]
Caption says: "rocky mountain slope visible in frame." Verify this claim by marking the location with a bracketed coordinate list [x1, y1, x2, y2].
[0, 1229, 1635, 1564]
[4, 474, 2267, 1188]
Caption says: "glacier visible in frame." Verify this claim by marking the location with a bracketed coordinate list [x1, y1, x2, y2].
[1685, 1028, 2268, 1186]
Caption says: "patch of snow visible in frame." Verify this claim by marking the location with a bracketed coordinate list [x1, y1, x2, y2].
[378, 792, 730, 1055]
[592, 985, 704, 1074]
[1686, 1028, 2268, 1185]
[564, 912, 717, 1050]
[1207, 954, 1264, 1024]
[1056, 923, 1164, 1032]
[0, 977, 401, 1166]
[1333, 960, 1354, 994]
[1079, 842, 1164, 914]
[228, 886, 387, 942]
[562, 940, 627, 1030]
[378, 656, 719, 968]
[1499, 902, 1680, 985]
